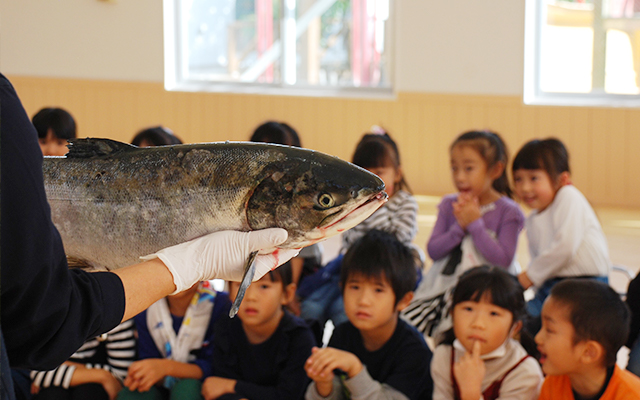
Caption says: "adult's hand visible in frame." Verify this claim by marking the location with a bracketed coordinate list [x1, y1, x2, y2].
[142, 228, 299, 293]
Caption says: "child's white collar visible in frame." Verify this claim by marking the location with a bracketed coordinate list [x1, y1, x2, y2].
[453, 338, 509, 360]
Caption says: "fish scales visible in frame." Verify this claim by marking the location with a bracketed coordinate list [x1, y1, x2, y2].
[44, 139, 387, 271]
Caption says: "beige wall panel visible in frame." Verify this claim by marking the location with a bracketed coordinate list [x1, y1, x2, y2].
[626, 111, 640, 203]
[590, 109, 611, 205]
[8, 75, 640, 208]
[568, 108, 591, 195]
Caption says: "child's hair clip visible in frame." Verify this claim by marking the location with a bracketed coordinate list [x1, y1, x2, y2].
[370, 125, 387, 135]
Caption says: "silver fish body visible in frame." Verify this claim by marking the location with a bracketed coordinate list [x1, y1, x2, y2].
[43, 139, 387, 270]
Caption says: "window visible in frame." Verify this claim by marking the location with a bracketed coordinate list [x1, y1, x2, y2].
[524, 0, 640, 106]
[164, 0, 393, 97]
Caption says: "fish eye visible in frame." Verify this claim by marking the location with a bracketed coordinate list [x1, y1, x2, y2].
[317, 193, 335, 208]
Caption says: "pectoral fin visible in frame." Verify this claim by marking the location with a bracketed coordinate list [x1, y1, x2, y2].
[229, 250, 258, 318]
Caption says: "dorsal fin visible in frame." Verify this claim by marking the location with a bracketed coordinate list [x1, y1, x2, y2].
[66, 138, 138, 159]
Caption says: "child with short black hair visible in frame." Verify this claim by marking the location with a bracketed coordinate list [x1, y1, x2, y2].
[431, 266, 542, 400]
[536, 279, 640, 399]
[299, 129, 419, 328]
[201, 262, 316, 400]
[32, 107, 77, 156]
[304, 230, 433, 400]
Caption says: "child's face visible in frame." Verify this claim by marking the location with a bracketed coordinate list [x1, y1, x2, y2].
[366, 165, 400, 196]
[450, 144, 496, 200]
[513, 168, 557, 211]
[535, 296, 585, 376]
[39, 129, 69, 157]
[228, 274, 290, 329]
[452, 294, 516, 356]
[342, 272, 406, 333]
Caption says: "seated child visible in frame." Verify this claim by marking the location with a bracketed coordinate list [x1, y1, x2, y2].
[512, 138, 609, 326]
[32, 107, 77, 156]
[536, 279, 640, 400]
[201, 262, 316, 400]
[119, 281, 230, 400]
[304, 229, 433, 400]
[30, 319, 136, 400]
[431, 266, 543, 400]
[299, 129, 419, 328]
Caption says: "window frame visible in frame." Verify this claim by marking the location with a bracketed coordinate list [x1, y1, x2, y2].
[163, 0, 396, 99]
[524, 0, 640, 107]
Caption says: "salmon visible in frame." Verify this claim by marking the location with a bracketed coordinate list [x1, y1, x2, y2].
[43, 139, 386, 313]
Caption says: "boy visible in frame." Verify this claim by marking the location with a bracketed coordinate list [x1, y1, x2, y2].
[201, 262, 316, 400]
[305, 229, 433, 400]
[536, 279, 640, 399]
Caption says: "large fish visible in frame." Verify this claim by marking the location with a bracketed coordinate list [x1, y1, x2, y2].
[43, 139, 387, 314]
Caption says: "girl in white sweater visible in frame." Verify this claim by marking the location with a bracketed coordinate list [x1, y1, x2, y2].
[512, 138, 610, 324]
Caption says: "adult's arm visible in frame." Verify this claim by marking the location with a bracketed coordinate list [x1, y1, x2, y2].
[0, 73, 127, 369]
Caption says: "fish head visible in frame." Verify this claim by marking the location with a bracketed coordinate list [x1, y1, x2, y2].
[246, 148, 388, 249]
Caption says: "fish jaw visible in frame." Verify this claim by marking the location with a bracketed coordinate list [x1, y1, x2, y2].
[280, 191, 388, 248]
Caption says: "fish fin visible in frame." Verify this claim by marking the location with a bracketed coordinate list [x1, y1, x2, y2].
[229, 251, 258, 318]
[66, 256, 105, 271]
[65, 138, 138, 159]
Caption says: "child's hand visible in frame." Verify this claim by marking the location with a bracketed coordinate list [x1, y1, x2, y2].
[123, 359, 167, 392]
[518, 271, 534, 289]
[305, 346, 363, 380]
[201, 376, 236, 400]
[98, 371, 123, 400]
[453, 340, 486, 400]
[453, 194, 481, 229]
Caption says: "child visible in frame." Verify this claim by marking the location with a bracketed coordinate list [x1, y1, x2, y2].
[31, 107, 76, 156]
[250, 120, 302, 147]
[130, 126, 183, 147]
[298, 128, 419, 327]
[511, 138, 609, 323]
[304, 229, 433, 400]
[403, 130, 524, 340]
[118, 281, 230, 400]
[431, 266, 543, 400]
[201, 262, 316, 400]
[30, 319, 136, 400]
[536, 279, 640, 399]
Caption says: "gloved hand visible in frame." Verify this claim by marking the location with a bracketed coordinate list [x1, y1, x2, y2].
[141, 228, 299, 294]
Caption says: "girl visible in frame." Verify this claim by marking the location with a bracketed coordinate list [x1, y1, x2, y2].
[431, 266, 543, 400]
[201, 262, 316, 400]
[403, 130, 524, 341]
[297, 128, 419, 328]
[512, 138, 609, 322]
[118, 281, 230, 400]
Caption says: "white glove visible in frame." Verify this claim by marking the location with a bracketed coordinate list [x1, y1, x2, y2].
[141, 228, 300, 294]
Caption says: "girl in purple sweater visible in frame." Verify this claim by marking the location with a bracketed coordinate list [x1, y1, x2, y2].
[402, 130, 524, 343]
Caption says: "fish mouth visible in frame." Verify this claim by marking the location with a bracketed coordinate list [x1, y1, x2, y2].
[279, 191, 387, 249]
[323, 192, 388, 230]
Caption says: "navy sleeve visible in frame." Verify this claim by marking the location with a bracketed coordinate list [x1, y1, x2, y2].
[0, 74, 126, 369]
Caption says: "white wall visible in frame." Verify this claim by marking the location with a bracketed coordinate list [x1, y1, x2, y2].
[0, 0, 526, 95]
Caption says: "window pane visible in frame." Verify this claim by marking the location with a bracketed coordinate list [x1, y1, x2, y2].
[171, 0, 392, 92]
[530, 0, 640, 103]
